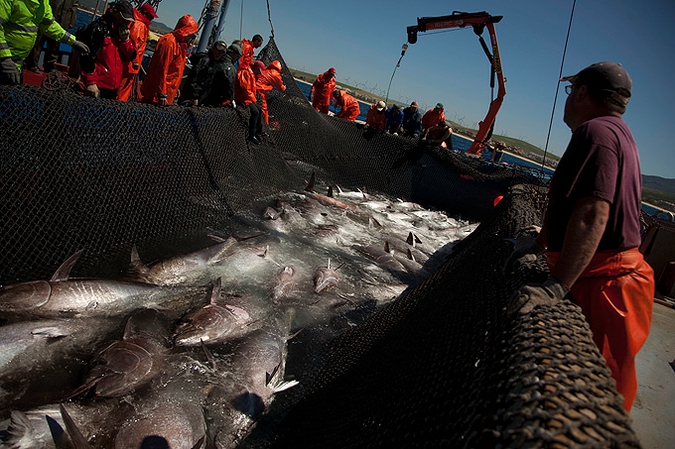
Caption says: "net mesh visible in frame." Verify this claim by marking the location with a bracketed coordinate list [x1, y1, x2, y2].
[0, 37, 640, 447]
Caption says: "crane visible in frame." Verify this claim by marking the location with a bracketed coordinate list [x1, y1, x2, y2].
[407, 11, 506, 156]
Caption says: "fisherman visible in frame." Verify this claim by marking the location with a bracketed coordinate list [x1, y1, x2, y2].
[239, 33, 263, 69]
[401, 101, 423, 138]
[507, 61, 655, 412]
[24, 0, 78, 73]
[310, 67, 336, 114]
[78, 1, 136, 99]
[117, 2, 158, 101]
[182, 41, 234, 107]
[254, 59, 286, 123]
[235, 45, 263, 144]
[421, 103, 446, 136]
[364, 100, 387, 132]
[421, 120, 452, 149]
[141, 14, 198, 106]
[333, 88, 360, 122]
[0, 0, 89, 85]
[385, 104, 404, 135]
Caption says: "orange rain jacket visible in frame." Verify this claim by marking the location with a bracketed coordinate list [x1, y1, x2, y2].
[547, 248, 655, 412]
[421, 108, 446, 130]
[117, 8, 152, 101]
[240, 38, 254, 69]
[365, 104, 386, 131]
[311, 70, 335, 114]
[335, 91, 360, 121]
[140, 15, 198, 105]
[255, 62, 286, 123]
[235, 66, 257, 105]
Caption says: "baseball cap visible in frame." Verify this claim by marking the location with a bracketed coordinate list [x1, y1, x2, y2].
[435, 103, 444, 109]
[139, 3, 158, 19]
[114, 1, 135, 21]
[411, 101, 418, 107]
[228, 42, 243, 57]
[561, 61, 632, 100]
[329, 67, 336, 75]
[376, 100, 386, 111]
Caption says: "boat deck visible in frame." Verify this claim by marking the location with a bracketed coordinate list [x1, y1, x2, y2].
[631, 301, 675, 448]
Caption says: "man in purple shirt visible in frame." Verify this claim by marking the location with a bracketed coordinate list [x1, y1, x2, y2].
[508, 62, 655, 411]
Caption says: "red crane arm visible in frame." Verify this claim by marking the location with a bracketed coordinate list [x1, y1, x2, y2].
[407, 11, 506, 156]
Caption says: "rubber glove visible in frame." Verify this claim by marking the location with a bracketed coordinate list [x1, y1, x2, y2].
[85, 84, 100, 98]
[508, 277, 569, 316]
[72, 40, 90, 55]
[1, 58, 20, 85]
[503, 225, 544, 274]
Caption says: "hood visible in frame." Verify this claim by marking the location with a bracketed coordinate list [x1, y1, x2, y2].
[173, 14, 198, 39]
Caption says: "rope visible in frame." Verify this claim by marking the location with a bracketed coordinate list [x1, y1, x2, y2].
[540, 0, 577, 177]
[266, 0, 275, 38]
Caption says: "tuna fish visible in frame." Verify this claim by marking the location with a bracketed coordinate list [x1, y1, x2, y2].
[272, 266, 298, 303]
[0, 317, 122, 410]
[0, 251, 209, 320]
[130, 234, 238, 286]
[173, 279, 256, 346]
[68, 309, 171, 398]
[313, 259, 341, 294]
[304, 172, 357, 211]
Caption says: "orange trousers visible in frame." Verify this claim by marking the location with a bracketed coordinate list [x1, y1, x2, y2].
[547, 248, 654, 411]
[117, 74, 139, 102]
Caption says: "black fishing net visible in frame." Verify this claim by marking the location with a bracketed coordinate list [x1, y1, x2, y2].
[0, 37, 640, 447]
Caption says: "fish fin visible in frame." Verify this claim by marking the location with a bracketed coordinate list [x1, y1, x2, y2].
[271, 379, 299, 393]
[59, 403, 92, 449]
[64, 377, 102, 400]
[414, 233, 423, 244]
[4, 411, 37, 446]
[209, 278, 223, 305]
[335, 184, 344, 194]
[407, 248, 416, 262]
[305, 171, 316, 192]
[50, 249, 85, 282]
[384, 241, 392, 253]
[327, 185, 334, 197]
[368, 215, 382, 228]
[45, 413, 71, 449]
[266, 362, 281, 386]
[406, 232, 415, 246]
[224, 304, 250, 321]
[191, 435, 206, 449]
[200, 340, 218, 370]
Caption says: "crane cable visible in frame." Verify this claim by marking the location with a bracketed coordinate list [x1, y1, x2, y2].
[540, 0, 577, 177]
[266, 0, 275, 38]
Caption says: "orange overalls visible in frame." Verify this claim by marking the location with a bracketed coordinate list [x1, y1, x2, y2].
[255, 64, 286, 123]
[117, 9, 151, 102]
[547, 248, 655, 411]
[336, 92, 360, 121]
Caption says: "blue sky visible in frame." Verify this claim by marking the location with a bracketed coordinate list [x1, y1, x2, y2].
[156, 0, 675, 179]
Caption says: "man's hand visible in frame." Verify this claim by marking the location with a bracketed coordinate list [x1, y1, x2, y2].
[508, 277, 569, 316]
[503, 225, 544, 274]
[85, 84, 100, 98]
[118, 27, 131, 41]
[72, 40, 90, 55]
[1, 58, 20, 84]
[158, 97, 168, 107]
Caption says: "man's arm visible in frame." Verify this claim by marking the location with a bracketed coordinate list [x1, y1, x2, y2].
[550, 196, 610, 288]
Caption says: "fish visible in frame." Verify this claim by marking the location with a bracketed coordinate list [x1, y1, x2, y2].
[203, 307, 298, 448]
[354, 244, 407, 273]
[130, 234, 238, 286]
[383, 235, 430, 265]
[0, 317, 123, 411]
[173, 278, 256, 346]
[0, 250, 209, 320]
[334, 184, 369, 201]
[1, 399, 126, 449]
[263, 206, 281, 220]
[272, 266, 298, 303]
[313, 258, 341, 294]
[67, 309, 171, 398]
[304, 172, 357, 211]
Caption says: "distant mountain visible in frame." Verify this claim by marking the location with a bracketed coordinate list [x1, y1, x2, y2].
[643, 175, 675, 194]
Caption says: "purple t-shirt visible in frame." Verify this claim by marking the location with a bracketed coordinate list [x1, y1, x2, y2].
[546, 116, 642, 252]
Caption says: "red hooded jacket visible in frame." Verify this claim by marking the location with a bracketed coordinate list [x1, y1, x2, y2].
[335, 91, 360, 121]
[422, 108, 446, 130]
[311, 69, 336, 113]
[141, 15, 198, 105]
